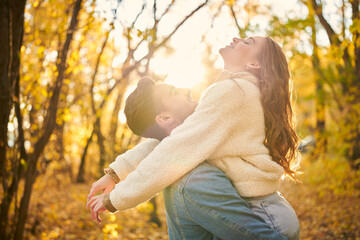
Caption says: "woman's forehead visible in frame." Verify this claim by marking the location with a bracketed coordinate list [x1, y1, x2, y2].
[253, 36, 266, 44]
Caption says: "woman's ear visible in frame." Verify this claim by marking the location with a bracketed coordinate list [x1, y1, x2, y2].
[246, 61, 261, 71]
[155, 112, 174, 128]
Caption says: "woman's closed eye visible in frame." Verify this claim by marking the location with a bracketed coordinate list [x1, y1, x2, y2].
[246, 37, 256, 45]
[244, 39, 252, 45]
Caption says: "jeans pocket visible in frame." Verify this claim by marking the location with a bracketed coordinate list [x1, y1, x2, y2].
[260, 197, 300, 240]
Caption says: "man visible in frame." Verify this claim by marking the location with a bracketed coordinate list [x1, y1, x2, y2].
[87, 77, 287, 240]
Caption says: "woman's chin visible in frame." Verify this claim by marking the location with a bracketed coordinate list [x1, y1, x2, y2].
[219, 47, 226, 58]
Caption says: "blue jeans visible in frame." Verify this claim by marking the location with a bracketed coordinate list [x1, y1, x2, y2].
[244, 192, 300, 240]
[163, 163, 298, 240]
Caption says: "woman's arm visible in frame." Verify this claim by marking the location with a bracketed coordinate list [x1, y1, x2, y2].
[108, 138, 160, 181]
[107, 79, 245, 211]
[87, 138, 159, 213]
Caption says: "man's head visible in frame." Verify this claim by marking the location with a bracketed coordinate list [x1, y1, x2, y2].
[124, 77, 198, 140]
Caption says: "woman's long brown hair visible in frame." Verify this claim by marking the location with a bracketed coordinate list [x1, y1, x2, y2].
[252, 37, 301, 180]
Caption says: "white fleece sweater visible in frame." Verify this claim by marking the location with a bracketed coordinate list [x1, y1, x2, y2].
[108, 71, 284, 211]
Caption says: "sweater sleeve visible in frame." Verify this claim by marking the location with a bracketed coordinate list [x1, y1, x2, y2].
[109, 79, 245, 211]
[108, 138, 160, 181]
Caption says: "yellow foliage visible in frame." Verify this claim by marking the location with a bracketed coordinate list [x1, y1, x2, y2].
[136, 201, 154, 214]
[37, 46, 45, 56]
[225, 0, 236, 6]
[109, 214, 116, 222]
[33, 0, 39, 8]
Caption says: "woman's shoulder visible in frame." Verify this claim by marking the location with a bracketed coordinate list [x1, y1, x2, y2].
[230, 72, 259, 88]
[200, 79, 240, 103]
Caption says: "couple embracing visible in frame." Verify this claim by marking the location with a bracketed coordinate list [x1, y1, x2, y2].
[87, 36, 301, 240]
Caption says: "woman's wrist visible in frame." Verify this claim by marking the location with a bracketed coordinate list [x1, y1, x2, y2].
[104, 167, 120, 184]
[103, 193, 117, 213]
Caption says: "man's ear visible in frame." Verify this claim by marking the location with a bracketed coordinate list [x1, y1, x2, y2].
[155, 112, 174, 128]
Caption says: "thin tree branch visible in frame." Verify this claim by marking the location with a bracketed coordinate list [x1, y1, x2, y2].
[230, 4, 245, 38]
[131, 1, 146, 29]
[310, 0, 339, 45]
[159, 0, 175, 21]
[90, 30, 111, 113]
[152, 0, 209, 53]
[153, 0, 157, 22]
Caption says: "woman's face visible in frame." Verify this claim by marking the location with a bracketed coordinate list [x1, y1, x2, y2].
[219, 36, 266, 71]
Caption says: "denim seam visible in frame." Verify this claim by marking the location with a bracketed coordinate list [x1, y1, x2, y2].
[170, 188, 187, 239]
[260, 201, 283, 235]
[179, 170, 201, 222]
[183, 191, 270, 240]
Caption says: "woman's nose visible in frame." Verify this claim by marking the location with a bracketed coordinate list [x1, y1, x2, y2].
[233, 37, 241, 43]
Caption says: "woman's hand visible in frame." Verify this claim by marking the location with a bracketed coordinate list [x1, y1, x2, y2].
[87, 174, 115, 210]
[87, 193, 106, 224]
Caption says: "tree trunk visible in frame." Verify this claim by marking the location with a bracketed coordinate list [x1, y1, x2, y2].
[149, 197, 161, 227]
[308, 6, 327, 158]
[0, 65, 27, 240]
[95, 118, 107, 176]
[77, 130, 94, 183]
[0, 0, 11, 183]
[14, 1, 83, 239]
[108, 85, 127, 160]
[347, 0, 360, 168]
[314, 79, 326, 157]
[0, 0, 26, 238]
[88, 33, 110, 176]
[56, 123, 73, 181]
[14, 155, 37, 240]
[351, 0, 360, 81]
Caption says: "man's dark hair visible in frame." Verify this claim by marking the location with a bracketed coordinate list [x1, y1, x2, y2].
[124, 77, 168, 140]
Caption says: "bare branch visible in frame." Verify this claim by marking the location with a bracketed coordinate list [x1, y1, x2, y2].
[153, 0, 157, 22]
[307, 0, 344, 110]
[131, 0, 146, 29]
[341, 0, 346, 40]
[310, 0, 339, 45]
[133, 38, 145, 52]
[229, 5, 245, 38]
[93, 0, 209, 112]
[153, 0, 209, 52]
[152, 0, 158, 43]
[159, 0, 175, 21]
[351, 0, 360, 80]
[90, 31, 111, 114]
[200, 0, 224, 42]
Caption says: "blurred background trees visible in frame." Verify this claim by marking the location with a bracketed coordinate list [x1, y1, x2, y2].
[0, 0, 359, 239]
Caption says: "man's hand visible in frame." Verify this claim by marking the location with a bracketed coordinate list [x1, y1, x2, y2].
[87, 174, 115, 210]
[87, 193, 106, 224]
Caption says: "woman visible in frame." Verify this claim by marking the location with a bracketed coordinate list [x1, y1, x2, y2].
[88, 36, 301, 239]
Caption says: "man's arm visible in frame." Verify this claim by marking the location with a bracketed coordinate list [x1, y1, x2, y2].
[107, 79, 246, 211]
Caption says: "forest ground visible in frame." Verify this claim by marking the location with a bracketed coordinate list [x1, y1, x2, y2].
[24, 155, 360, 240]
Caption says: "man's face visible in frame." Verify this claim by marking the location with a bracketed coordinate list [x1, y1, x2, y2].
[153, 83, 198, 124]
